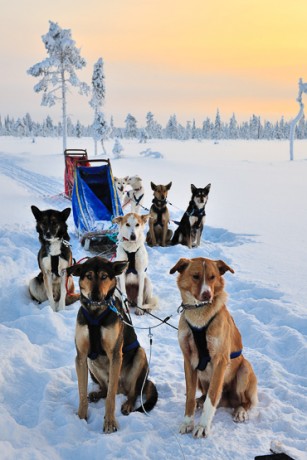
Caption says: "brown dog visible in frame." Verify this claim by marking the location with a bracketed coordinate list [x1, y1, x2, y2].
[68, 256, 158, 434]
[146, 182, 173, 247]
[170, 257, 257, 438]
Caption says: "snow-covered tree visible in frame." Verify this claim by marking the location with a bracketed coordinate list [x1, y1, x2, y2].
[229, 113, 238, 139]
[165, 114, 178, 139]
[112, 138, 124, 158]
[92, 112, 108, 154]
[27, 20, 90, 152]
[89, 57, 106, 155]
[213, 109, 222, 141]
[125, 114, 138, 138]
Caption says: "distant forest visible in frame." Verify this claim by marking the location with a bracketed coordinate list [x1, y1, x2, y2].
[1, 110, 306, 140]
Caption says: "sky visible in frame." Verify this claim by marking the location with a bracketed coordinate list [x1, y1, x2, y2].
[1, 0, 307, 127]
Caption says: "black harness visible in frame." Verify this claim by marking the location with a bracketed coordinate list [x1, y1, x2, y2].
[127, 190, 144, 207]
[81, 304, 140, 360]
[123, 248, 147, 275]
[186, 204, 206, 229]
[187, 314, 242, 371]
[152, 198, 167, 227]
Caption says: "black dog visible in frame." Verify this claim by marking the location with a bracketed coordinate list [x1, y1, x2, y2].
[171, 184, 211, 248]
[29, 206, 79, 311]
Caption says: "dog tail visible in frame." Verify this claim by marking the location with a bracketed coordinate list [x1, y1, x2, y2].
[135, 379, 158, 413]
[170, 229, 179, 245]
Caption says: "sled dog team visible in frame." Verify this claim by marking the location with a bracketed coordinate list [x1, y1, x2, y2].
[29, 177, 257, 438]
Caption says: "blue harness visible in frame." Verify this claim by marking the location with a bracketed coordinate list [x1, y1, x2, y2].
[81, 305, 140, 360]
[187, 314, 242, 371]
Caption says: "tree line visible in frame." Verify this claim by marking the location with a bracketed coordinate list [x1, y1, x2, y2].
[1, 110, 307, 140]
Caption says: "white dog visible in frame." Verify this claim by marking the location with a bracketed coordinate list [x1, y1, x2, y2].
[122, 175, 145, 213]
[114, 176, 129, 204]
[112, 212, 158, 315]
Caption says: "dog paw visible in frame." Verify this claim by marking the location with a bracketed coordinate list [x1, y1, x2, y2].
[103, 417, 118, 434]
[121, 400, 133, 415]
[193, 424, 209, 438]
[233, 406, 248, 423]
[88, 390, 106, 403]
[135, 307, 145, 316]
[77, 407, 88, 420]
[179, 417, 194, 434]
[196, 396, 206, 410]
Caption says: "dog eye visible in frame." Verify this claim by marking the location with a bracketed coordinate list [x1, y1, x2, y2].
[135, 223, 140, 227]
[209, 275, 216, 280]
[86, 274, 92, 280]
[126, 223, 130, 227]
[100, 274, 107, 280]
[192, 274, 200, 280]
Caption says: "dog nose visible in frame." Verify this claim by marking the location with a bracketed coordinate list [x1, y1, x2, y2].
[130, 233, 136, 241]
[201, 290, 211, 302]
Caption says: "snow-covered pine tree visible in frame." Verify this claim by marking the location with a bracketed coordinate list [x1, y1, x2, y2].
[92, 112, 108, 154]
[229, 113, 238, 139]
[165, 114, 178, 139]
[112, 138, 124, 158]
[89, 57, 106, 155]
[213, 109, 222, 141]
[27, 20, 90, 152]
[125, 114, 138, 138]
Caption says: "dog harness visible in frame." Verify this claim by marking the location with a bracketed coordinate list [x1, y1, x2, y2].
[126, 190, 144, 207]
[81, 305, 140, 360]
[187, 314, 242, 371]
[152, 198, 168, 227]
[123, 248, 147, 275]
[186, 205, 206, 229]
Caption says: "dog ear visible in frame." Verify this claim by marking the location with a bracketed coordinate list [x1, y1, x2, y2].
[140, 213, 151, 224]
[191, 184, 197, 193]
[61, 208, 71, 221]
[67, 263, 84, 277]
[170, 258, 190, 274]
[31, 205, 41, 220]
[112, 260, 128, 276]
[166, 182, 172, 190]
[112, 216, 124, 225]
[215, 260, 234, 275]
[124, 176, 129, 181]
[151, 182, 157, 191]
[204, 183, 211, 193]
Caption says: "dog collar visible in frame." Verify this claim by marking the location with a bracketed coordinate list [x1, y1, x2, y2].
[177, 300, 211, 313]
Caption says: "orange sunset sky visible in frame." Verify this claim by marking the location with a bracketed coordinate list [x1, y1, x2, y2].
[1, 0, 307, 126]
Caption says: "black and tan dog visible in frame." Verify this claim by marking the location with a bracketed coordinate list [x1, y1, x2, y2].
[170, 257, 257, 438]
[67, 256, 158, 433]
[172, 184, 211, 248]
[146, 182, 173, 247]
[29, 205, 79, 311]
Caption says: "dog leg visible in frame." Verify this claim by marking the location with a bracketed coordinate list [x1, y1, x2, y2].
[75, 349, 89, 420]
[135, 273, 145, 315]
[193, 357, 227, 438]
[103, 349, 123, 434]
[43, 271, 56, 311]
[148, 220, 157, 246]
[180, 359, 197, 434]
[58, 271, 67, 311]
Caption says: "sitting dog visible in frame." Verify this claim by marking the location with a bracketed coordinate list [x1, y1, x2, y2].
[146, 182, 173, 247]
[172, 184, 211, 248]
[122, 175, 145, 213]
[170, 257, 257, 438]
[112, 212, 158, 315]
[67, 256, 158, 433]
[29, 205, 79, 311]
[114, 176, 129, 204]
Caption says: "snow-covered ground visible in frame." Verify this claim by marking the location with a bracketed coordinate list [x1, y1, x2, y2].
[0, 137, 306, 460]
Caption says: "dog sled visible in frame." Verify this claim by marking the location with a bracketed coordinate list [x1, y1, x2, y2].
[64, 149, 90, 198]
[72, 158, 123, 254]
